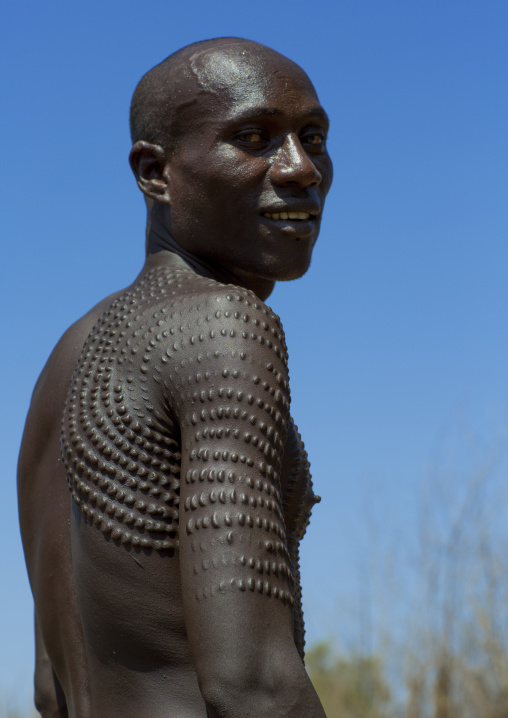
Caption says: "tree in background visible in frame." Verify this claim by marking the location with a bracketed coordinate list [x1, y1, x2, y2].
[306, 640, 390, 718]
[305, 417, 508, 718]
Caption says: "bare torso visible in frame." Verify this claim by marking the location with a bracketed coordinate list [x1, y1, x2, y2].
[19, 251, 318, 718]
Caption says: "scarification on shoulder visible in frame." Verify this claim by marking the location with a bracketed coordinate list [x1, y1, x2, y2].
[61, 266, 290, 553]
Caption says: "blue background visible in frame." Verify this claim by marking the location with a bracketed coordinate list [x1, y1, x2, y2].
[1, 1, 507, 711]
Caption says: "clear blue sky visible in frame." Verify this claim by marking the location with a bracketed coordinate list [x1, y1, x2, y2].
[1, 1, 507, 711]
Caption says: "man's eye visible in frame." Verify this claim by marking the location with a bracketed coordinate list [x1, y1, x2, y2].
[303, 134, 324, 146]
[236, 132, 265, 143]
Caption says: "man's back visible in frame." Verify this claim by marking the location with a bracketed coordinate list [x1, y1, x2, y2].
[60, 255, 208, 716]
[18, 282, 127, 716]
[19, 252, 317, 717]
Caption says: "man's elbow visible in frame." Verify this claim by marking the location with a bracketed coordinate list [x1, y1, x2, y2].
[198, 656, 322, 718]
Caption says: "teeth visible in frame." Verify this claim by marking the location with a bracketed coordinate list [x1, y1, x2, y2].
[263, 211, 311, 220]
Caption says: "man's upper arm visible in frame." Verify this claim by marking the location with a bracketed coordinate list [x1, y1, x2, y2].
[166, 287, 301, 680]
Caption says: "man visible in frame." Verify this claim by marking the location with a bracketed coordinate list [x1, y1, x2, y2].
[18, 37, 333, 717]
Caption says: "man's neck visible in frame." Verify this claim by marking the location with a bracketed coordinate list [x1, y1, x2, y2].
[144, 203, 275, 302]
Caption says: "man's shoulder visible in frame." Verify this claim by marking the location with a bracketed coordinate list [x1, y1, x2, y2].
[119, 268, 285, 346]
[33, 288, 128, 395]
[20, 287, 129, 456]
[61, 270, 289, 413]
[175, 274, 285, 337]
[160, 276, 288, 362]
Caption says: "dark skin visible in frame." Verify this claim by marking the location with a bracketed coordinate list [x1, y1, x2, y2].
[18, 39, 333, 718]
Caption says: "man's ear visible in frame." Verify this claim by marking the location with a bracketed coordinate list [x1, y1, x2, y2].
[129, 141, 171, 205]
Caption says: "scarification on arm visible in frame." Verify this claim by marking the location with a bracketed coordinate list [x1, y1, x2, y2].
[166, 285, 301, 607]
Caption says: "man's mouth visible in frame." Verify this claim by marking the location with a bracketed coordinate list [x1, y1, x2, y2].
[262, 211, 314, 221]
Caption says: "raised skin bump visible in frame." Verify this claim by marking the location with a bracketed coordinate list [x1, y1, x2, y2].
[62, 264, 318, 652]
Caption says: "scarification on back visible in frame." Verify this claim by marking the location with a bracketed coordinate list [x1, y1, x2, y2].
[61, 263, 319, 634]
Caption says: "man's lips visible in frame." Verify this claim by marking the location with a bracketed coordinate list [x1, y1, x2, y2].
[260, 205, 321, 221]
[262, 211, 315, 221]
[259, 207, 321, 240]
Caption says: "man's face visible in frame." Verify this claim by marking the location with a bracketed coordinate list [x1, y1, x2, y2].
[165, 48, 333, 284]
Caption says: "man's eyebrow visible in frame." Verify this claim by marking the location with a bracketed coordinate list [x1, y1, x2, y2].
[301, 107, 330, 124]
[228, 105, 329, 124]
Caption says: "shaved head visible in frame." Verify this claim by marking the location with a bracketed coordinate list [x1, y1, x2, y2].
[129, 38, 312, 150]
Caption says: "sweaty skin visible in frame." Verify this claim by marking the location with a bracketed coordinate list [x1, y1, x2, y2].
[18, 38, 332, 718]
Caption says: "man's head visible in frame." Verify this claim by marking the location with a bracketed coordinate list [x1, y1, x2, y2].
[129, 38, 333, 286]
[130, 38, 314, 151]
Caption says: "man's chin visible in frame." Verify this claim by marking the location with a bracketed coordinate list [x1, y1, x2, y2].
[224, 247, 315, 297]
[261, 251, 315, 283]
[276, 267, 311, 282]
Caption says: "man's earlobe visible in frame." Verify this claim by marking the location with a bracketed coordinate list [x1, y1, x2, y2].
[129, 141, 171, 204]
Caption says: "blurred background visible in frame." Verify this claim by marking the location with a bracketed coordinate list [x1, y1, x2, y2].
[1, 1, 507, 715]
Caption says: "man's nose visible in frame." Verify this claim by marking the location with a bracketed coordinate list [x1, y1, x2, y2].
[270, 134, 322, 189]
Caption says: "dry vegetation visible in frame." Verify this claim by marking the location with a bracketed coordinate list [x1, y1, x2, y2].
[307, 419, 508, 717]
